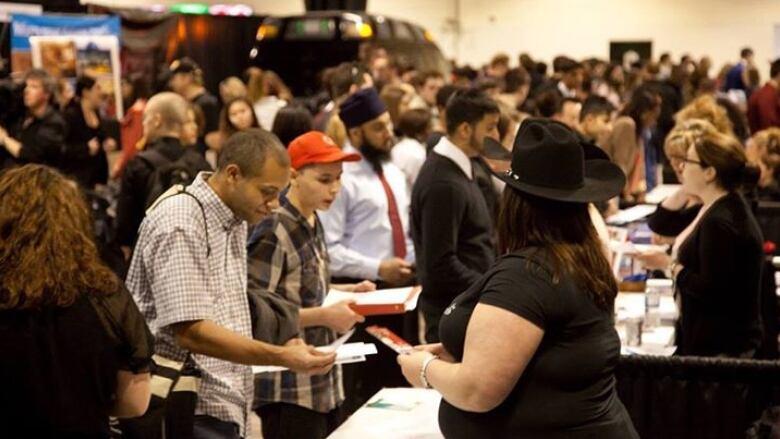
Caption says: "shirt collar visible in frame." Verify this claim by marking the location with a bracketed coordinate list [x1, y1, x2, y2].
[433, 136, 473, 179]
[278, 193, 320, 235]
[191, 172, 243, 231]
[558, 81, 575, 98]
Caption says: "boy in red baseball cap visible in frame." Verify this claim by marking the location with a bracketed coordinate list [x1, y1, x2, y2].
[247, 131, 374, 439]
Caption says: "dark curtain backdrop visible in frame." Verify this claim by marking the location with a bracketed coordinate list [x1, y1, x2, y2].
[116, 12, 265, 97]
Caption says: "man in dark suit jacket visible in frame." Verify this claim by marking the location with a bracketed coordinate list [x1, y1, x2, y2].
[411, 89, 500, 342]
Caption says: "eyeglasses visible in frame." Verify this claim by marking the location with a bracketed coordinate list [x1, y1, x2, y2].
[675, 156, 707, 168]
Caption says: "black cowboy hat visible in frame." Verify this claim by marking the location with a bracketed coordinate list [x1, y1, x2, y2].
[495, 118, 625, 202]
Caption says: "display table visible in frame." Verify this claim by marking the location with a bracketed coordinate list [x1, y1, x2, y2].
[327, 388, 443, 439]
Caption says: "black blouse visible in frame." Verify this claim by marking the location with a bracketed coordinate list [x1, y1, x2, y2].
[61, 101, 109, 189]
[437, 249, 638, 439]
[674, 192, 764, 356]
[0, 285, 153, 439]
[647, 203, 701, 237]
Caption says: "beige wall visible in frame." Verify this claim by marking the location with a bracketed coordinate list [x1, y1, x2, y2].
[82, 0, 780, 77]
[371, 0, 780, 78]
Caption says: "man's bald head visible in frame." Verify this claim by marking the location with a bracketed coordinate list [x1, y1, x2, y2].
[143, 92, 188, 141]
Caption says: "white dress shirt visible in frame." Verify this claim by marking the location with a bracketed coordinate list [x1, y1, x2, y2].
[253, 96, 287, 131]
[391, 136, 427, 193]
[319, 143, 415, 280]
[432, 136, 473, 179]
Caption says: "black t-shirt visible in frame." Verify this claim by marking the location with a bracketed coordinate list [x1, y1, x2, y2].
[61, 101, 109, 189]
[438, 249, 638, 439]
[192, 91, 220, 134]
[0, 285, 153, 439]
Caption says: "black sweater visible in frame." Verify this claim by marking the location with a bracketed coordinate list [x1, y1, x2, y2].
[411, 151, 495, 314]
[61, 101, 109, 189]
[675, 192, 764, 357]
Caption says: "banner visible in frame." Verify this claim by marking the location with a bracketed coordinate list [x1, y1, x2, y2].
[12, 14, 122, 118]
[11, 14, 120, 74]
[30, 35, 123, 119]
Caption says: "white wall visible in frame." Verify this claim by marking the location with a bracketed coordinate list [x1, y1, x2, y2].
[369, 0, 780, 78]
[367, 0, 459, 59]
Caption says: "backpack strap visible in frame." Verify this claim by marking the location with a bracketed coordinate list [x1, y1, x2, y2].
[151, 186, 211, 257]
[137, 148, 170, 169]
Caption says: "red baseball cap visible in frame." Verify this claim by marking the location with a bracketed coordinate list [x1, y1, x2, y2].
[288, 131, 361, 170]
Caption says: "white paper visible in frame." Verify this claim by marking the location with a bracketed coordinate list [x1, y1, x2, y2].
[645, 184, 681, 204]
[327, 388, 444, 439]
[606, 204, 657, 225]
[252, 342, 377, 374]
[318, 328, 355, 353]
[609, 241, 669, 255]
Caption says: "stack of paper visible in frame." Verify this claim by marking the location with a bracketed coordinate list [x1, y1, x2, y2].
[323, 286, 422, 316]
[606, 204, 657, 225]
[645, 184, 681, 204]
[609, 241, 669, 255]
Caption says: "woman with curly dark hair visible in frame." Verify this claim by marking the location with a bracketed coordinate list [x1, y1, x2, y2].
[0, 165, 154, 438]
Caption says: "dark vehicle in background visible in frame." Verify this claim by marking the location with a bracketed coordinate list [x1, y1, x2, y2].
[249, 11, 449, 97]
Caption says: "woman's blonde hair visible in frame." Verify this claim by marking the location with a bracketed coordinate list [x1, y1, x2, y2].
[667, 118, 753, 191]
[749, 127, 780, 180]
[674, 94, 734, 137]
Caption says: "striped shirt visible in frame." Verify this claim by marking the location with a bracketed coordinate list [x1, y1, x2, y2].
[127, 172, 253, 437]
[247, 195, 344, 413]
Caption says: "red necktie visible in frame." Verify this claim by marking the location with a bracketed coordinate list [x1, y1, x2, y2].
[377, 171, 407, 259]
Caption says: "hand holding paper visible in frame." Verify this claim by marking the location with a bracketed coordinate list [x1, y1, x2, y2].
[253, 330, 377, 374]
[277, 343, 336, 375]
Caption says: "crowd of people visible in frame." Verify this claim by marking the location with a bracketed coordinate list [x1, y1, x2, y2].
[0, 40, 778, 439]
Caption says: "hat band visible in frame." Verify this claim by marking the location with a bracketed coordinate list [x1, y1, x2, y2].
[505, 169, 584, 190]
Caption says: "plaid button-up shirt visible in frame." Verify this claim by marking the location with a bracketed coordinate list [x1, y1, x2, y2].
[127, 172, 253, 436]
[247, 196, 344, 413]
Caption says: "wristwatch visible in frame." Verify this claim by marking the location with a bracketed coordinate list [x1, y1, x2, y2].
[420, 354, 439, 389]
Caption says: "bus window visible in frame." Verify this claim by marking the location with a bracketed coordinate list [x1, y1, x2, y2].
[285, 18, 336, 40]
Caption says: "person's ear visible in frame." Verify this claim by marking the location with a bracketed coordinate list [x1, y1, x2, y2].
[703, 166, 718, 184]
[348, 126, 363, 146]
[457, 121, 472, 141]
[225, 163, 242, 184]
[290, 167, 300, 186]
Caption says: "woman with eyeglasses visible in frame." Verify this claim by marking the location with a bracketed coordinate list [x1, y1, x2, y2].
[637, 119, 764, 357]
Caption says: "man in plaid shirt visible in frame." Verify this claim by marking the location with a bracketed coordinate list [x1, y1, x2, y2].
[128, 123, 335, 439]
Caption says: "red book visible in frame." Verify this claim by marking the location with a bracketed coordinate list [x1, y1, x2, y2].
[323, 286, 422, 316]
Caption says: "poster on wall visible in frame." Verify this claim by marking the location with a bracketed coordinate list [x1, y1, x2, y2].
[10, 13, 120, 75]
[609, 41, 653, 69]
[30, 35, 123, 119]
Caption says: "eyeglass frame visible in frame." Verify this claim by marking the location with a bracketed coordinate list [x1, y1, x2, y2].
[669, 154, 708, 169]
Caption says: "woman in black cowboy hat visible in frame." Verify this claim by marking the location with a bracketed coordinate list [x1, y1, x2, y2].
[397, 119, 638, 438]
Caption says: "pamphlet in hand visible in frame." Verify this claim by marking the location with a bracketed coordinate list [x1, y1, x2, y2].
[323, 286, 422, 316]
[606, 204, 657, 225]
[251, 329, 377, 374]
[365, 325, 414, 354]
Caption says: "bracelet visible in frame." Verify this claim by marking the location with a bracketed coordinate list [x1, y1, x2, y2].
[420, 354, 438, 389]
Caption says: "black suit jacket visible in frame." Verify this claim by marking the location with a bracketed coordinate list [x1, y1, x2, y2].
[675, 192, 764, 357]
